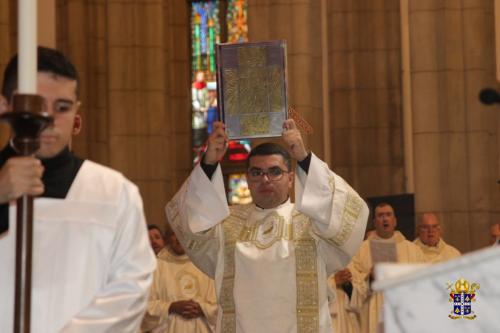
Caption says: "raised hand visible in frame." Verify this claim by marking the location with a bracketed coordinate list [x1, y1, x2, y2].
[0, 157, 44, 203]
[282, 119, 308, 161]
[204, 121, 228, 165]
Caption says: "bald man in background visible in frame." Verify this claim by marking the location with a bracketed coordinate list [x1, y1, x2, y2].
[413, 213, 460, 263]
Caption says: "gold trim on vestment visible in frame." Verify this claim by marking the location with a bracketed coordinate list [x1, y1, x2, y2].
[238, 211, 291, 249]
[321, 189, 364, 247]
[220, 205, 250, 331]
[219, 205, 319, 333]
[293, 211, 319, 333]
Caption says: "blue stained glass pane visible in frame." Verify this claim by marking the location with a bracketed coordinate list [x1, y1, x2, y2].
[190, 1, 220, 80]
[190, 0, 250, 167]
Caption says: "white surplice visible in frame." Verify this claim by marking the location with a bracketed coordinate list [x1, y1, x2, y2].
[165, 153, 369, 333]
[413, 238, 461, 263]
[0, 160, 156, 333]
[349, 231, 425, 333]
[142, 249, 217, 333]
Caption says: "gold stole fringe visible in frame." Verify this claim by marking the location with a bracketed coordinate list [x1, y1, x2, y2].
[219, 206, 319, 333]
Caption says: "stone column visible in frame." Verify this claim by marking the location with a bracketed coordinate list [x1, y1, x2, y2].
[328, 0, 405, 197]
[56, 0, 191, 227]
[409, 0, 500, 251]
[165, 0, 192, 192]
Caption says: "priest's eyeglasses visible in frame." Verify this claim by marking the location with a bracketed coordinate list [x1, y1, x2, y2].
[419, 224, 440, 231]
[247, 167, 288, 182]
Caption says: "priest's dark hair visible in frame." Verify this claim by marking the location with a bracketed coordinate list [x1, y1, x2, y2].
[147, 224, 162, 233]
[1, 46, 79, 101]
[247, 142, 292, 171]
[373, 202, 396, 218]
[147, 224, 166, 239]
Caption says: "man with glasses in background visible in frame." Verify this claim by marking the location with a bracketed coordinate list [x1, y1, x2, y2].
[166, 120, 369, 333]
[414, 212, 460, 263]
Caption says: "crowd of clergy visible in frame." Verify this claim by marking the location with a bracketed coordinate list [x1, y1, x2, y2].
[143, 202, 472, 333]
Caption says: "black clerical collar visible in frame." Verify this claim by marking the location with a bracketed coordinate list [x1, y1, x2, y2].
[0, 144, 83, 235]
[40, 146, 73, 171]
[40, 146, 84, 199]
[1, 143, 80, 194]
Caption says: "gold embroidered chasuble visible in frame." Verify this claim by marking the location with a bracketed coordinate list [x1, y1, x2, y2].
[218, 206, 320, 333]
[165, 153, 369, 333]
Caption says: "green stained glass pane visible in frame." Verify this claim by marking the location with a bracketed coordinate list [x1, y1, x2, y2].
[190, 1, 220, 82]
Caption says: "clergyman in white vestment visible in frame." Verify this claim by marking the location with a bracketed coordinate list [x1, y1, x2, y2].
[142, 224, 217, 333]
[413, 213, 460, 263]
[349, 203, 425, 333]
[166, 120, 369, 333]
[0, 47, 156, 333]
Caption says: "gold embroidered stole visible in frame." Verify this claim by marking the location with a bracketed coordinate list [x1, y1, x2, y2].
[219, 206, 319, 333]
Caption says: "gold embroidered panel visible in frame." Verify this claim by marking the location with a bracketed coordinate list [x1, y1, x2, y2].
[221, 313, 236, 333]
[222, 69, 238, 116]
[294, 211, 320, 333]
[239, 113, 271, 137]
[216, 40, 288, 140]
[238, 211, 291, 249]
[323, 189, 364, 247]
[219, 207, 320, 333]
[219, 205, 252, 332]
[175, 270, 201, 299]
[237, 46, 266, 67]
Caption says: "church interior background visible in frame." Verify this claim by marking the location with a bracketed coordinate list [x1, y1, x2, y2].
[0, 0, 498, 253]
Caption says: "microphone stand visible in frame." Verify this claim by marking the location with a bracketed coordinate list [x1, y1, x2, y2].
[0, 94, 52, 333]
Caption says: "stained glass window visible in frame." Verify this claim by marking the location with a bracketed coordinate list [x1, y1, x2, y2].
[190, 0, 248, 164]
[191, 1, 220, 80]
[227, 0, 248, 43]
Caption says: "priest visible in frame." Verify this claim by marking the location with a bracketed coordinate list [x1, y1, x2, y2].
[348, 203, 425, 333]
[413, 213, 460, 263]
[166, 120, 369, 333]
[142, 223, 217, 333]
[0, 47, 156, 333]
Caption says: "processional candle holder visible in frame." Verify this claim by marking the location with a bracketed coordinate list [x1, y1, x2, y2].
[0, 94, 52, 333]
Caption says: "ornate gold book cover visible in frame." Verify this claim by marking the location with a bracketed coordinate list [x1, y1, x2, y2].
[216, 40, 288, 139]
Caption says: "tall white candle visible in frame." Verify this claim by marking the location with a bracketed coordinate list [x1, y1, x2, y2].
[18, 0, 37, 94]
